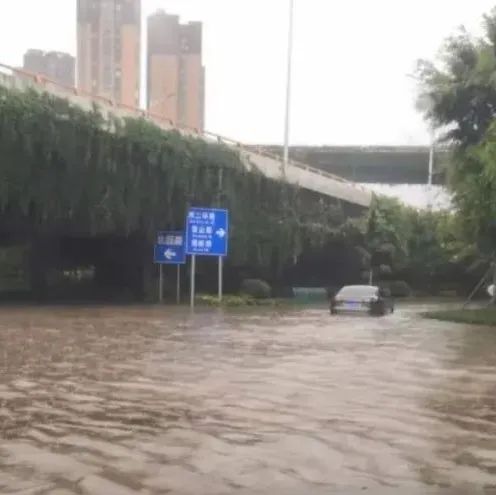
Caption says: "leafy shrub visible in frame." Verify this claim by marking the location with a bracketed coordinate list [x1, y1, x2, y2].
[240, 279, 272, 299]
[386, 280, 412, 297]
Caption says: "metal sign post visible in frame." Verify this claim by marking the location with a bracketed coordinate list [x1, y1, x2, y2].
[492, 261, 496, 305]
[159, 265, 164, 303]
[216, 169, 225, 304]
[218, 257, 223, 302]
[190, 255, 196, 309]
[176, 265, 181, 305]
[154, 231, 186, 304]
[185, 207, 229, 309]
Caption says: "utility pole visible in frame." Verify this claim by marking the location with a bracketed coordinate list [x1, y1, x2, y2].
[217, 168, 224, 302]
[427, 127, 435, 211]
[492, 261, 496, 305]
[283, 0, 295, 176]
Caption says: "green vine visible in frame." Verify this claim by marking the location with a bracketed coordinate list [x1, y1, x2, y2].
[0, 86, 351, 269]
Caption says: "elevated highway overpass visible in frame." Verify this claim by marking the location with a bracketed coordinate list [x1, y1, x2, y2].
[257, 145, 451, 185]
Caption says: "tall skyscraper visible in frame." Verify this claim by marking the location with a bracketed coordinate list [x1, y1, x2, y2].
[147, 11, 205, 131]
[23, 50, 75, 87]
[77, 0, 141, 107]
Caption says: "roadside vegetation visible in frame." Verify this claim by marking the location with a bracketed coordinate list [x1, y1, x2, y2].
[424, 308, 496, 327]
[196, 295, 287, 307]
[413, 7, 496, 321]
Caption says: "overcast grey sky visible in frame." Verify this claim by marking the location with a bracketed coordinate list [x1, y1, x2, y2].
[0, 0, 495, 145]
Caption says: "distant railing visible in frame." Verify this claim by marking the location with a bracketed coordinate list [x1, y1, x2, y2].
[0, 61, 369, 194]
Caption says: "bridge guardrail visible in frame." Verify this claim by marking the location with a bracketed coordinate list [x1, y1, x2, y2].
[0, 62, 371, 202]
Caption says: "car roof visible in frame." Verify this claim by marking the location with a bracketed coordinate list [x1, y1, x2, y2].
[340, 285, 378, 290]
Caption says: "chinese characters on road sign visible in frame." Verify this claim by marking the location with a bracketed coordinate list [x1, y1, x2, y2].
[154, 231, 186, 265]
[186, 208, 229, 256]
[157, 233, 184, 247]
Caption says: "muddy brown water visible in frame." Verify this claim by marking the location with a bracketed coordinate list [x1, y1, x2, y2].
[0, 303, 495, 494]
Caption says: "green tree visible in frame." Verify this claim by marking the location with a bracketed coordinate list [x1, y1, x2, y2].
[416, 9, 496, 147]
[364, 197, 464, 292]
[366, 196, 411, 275]
[416, 8, 496, 256]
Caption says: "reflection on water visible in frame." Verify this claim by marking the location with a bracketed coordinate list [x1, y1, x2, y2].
[0, 304, 495, 494]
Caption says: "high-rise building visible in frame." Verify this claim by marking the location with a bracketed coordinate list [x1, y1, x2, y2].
[23, 50, 75, 87]
[77, 0, 141, 107]
[147, 11, 205, 131]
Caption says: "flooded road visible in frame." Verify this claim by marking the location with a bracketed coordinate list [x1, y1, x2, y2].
[0, 303, 495, 494]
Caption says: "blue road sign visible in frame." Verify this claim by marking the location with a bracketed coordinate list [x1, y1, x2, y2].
[154, 231, 186, 264]
[185, 207, 229, 257]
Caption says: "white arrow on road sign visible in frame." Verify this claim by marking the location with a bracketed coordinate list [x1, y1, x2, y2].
[164, 249, 176, 260]
[216, 228, 226, 239]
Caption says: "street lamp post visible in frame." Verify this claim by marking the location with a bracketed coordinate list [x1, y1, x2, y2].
[427, 126, 435, 211]
[415, 91, 436, 211]
[283, 0, 295, 175]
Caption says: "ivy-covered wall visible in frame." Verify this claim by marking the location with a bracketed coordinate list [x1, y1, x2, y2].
[0, 86, 361, 297]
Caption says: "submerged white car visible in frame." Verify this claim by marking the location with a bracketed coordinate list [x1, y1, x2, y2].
[330, 285, 394, 316]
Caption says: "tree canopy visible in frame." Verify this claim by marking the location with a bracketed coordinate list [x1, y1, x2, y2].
[364, 196, 463, 289]
[416, 8, 496, 253]
[416, 8, 496, 147]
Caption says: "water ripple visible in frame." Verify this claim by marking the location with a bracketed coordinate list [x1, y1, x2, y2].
[0, 304, 495, 494]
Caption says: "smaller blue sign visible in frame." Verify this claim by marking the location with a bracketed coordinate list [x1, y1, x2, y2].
[185, 207, 229, 257]
[154, 231, 186, 265]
